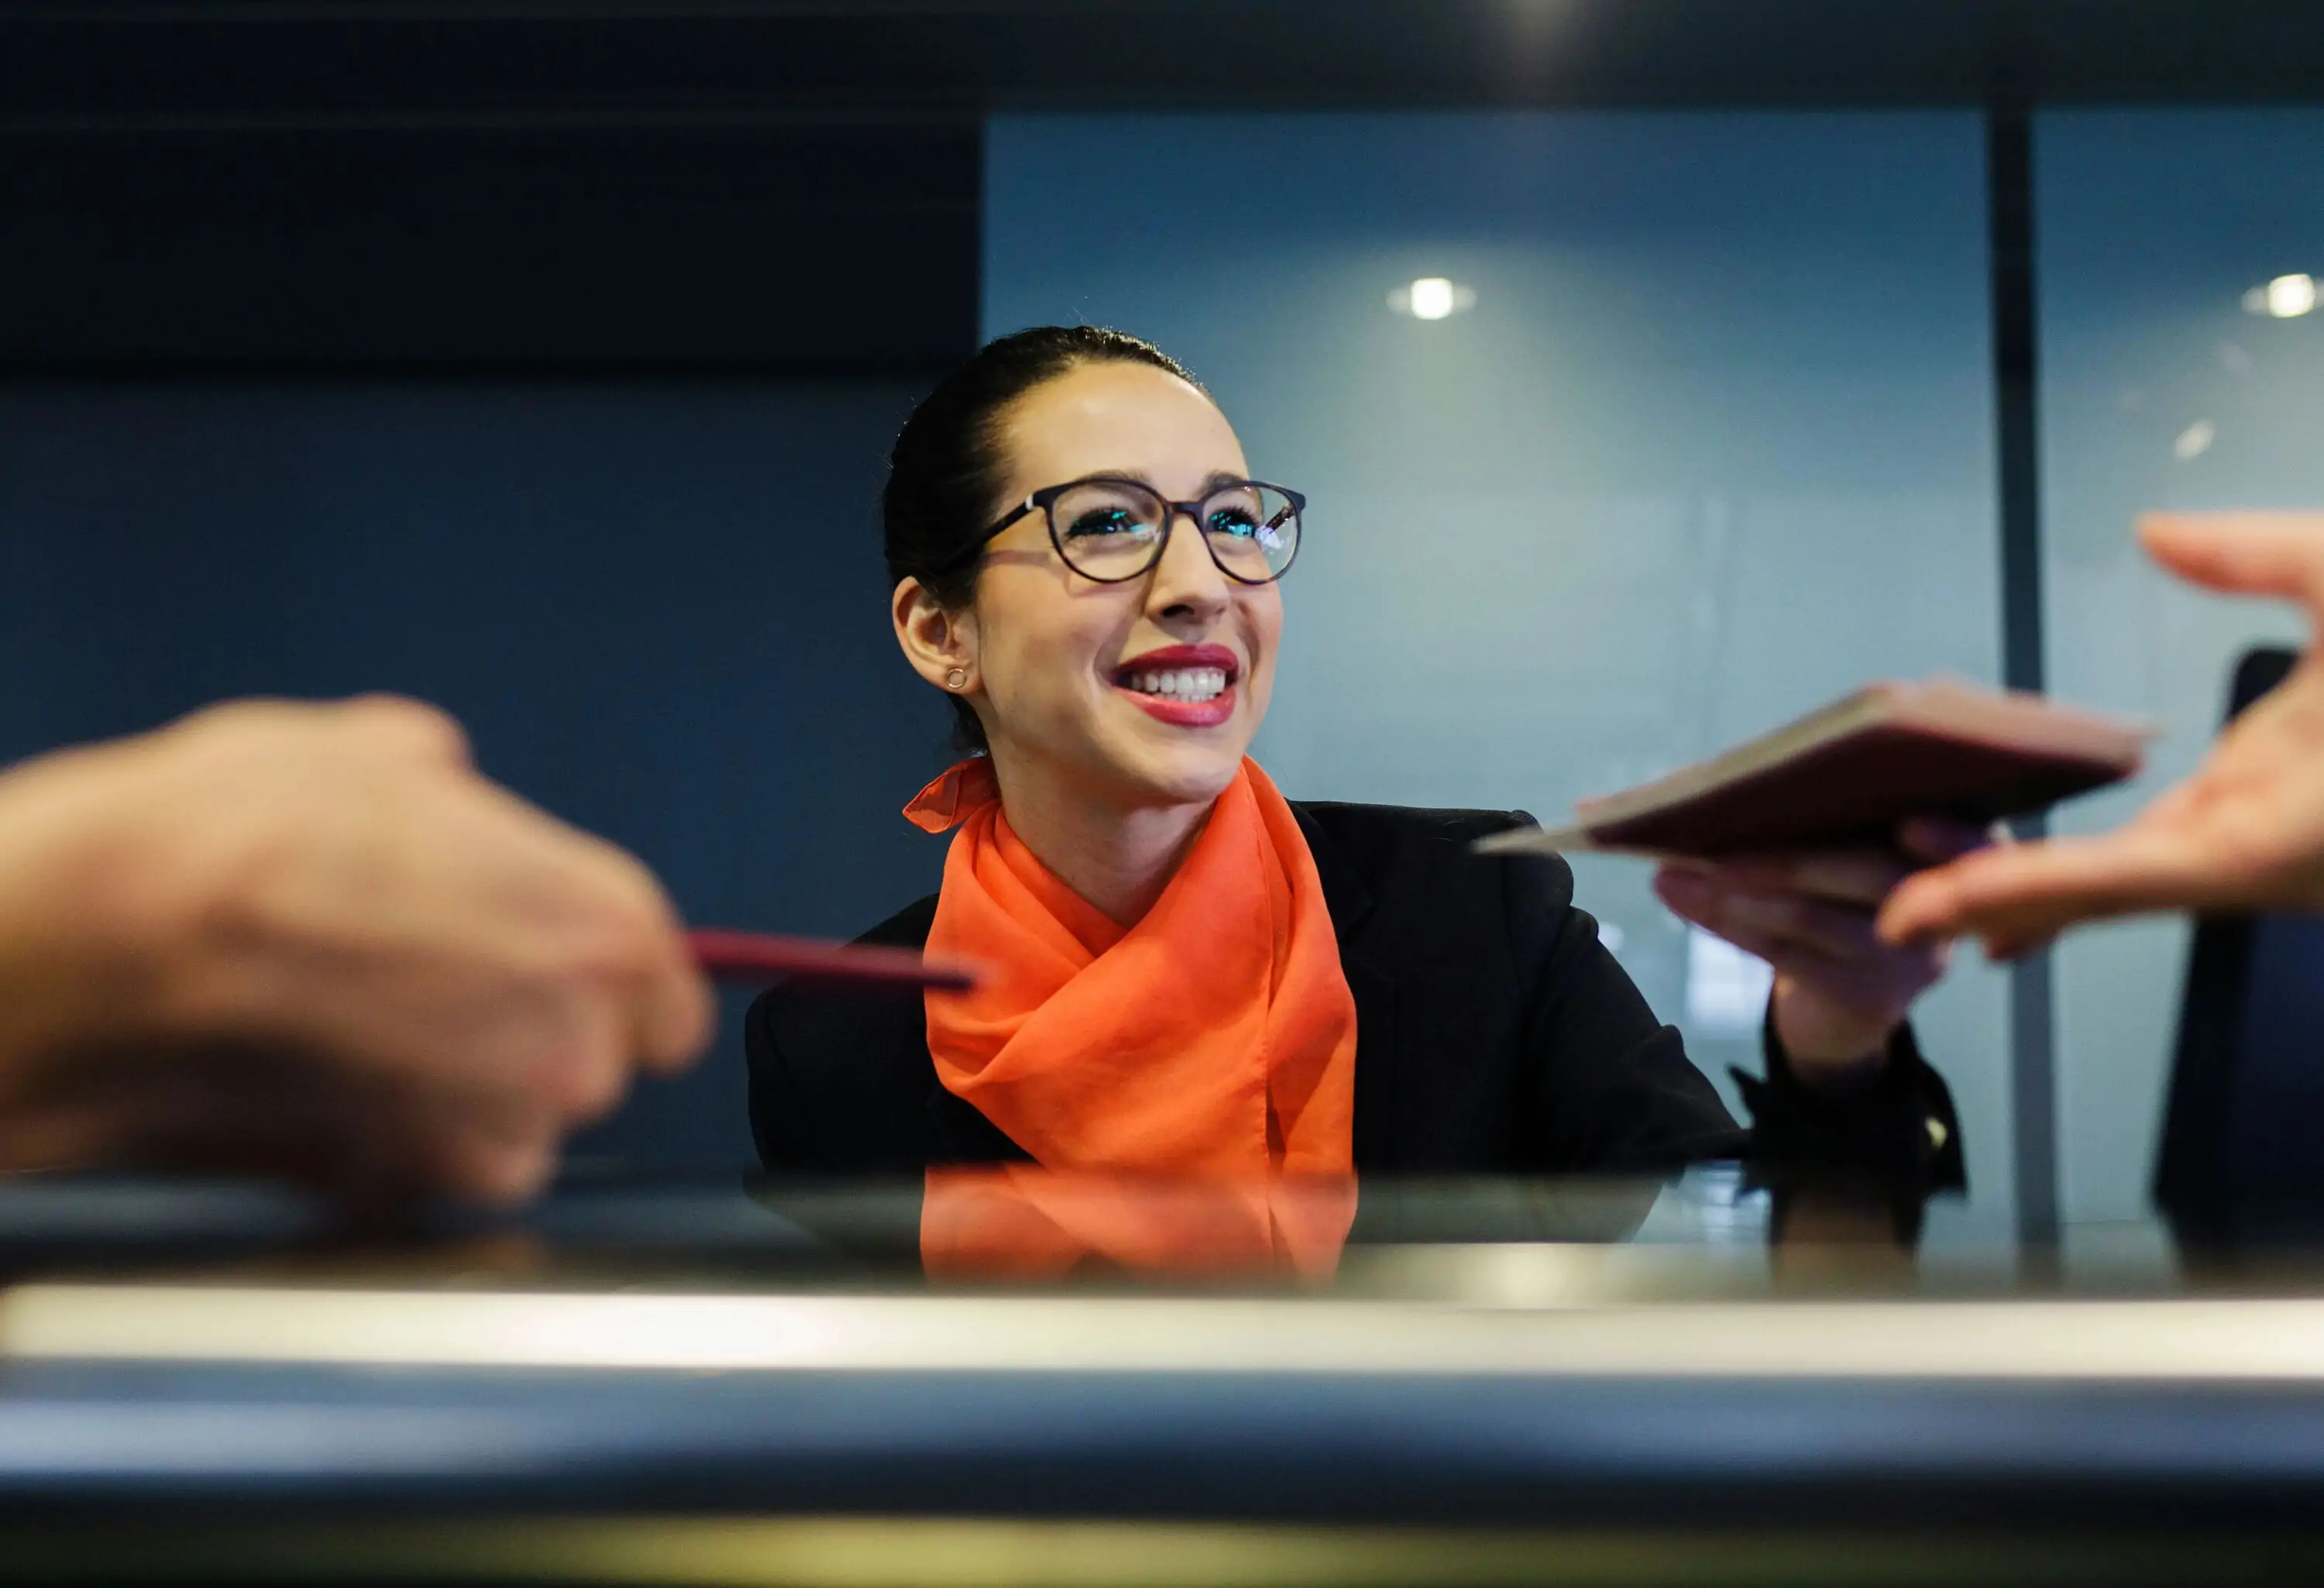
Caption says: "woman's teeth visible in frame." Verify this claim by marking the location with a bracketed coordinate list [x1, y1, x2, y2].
[1126, 668, 1229, 703]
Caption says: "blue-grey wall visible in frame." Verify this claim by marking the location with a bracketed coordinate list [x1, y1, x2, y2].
[0, 380, 954, 1174]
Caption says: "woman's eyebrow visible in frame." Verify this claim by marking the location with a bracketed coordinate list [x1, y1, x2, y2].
[1083, 469, 1250, 497]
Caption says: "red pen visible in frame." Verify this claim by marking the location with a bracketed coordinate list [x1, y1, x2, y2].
[687, 928, 980, 994]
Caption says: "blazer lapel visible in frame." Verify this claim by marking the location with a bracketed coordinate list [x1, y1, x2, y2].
[889, 902, 1033, 1166]
[1291, 803, 1402, 1172]
[925, 1082, 1035, 1164]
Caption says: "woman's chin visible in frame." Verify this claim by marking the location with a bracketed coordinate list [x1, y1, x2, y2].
[1103, 741, 1248, 809]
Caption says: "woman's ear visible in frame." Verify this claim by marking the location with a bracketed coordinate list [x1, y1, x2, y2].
[892, 577, 978, 696]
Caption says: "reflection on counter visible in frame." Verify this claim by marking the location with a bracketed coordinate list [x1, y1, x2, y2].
[751, 1163, 1948, 1287]
[920, 1168, 1356, 1280]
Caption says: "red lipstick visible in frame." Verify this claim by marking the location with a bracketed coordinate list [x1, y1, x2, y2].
[1110, 643, 1242, 729]
[1116, 644, 1242, 681]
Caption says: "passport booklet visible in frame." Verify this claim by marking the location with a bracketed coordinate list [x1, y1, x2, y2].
[1476, 678, 2152, 860]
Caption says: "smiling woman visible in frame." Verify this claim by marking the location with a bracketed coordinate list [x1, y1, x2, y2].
[746, 326, 1974, 1186]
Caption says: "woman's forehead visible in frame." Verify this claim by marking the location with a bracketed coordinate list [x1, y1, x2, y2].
[1002, 363, 1247, 490]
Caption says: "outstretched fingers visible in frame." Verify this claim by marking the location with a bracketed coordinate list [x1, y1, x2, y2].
[1877, 826, 2193, 951]
[2139, 512, 2324, 614]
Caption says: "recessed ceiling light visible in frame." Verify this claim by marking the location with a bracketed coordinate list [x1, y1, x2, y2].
[1387, 277, 1477, 321]
[2243, 273, 2318, 318]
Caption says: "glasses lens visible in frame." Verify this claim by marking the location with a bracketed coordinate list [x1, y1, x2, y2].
[1199, 483, 1300, 583]
[1049, 480, 1167, 580]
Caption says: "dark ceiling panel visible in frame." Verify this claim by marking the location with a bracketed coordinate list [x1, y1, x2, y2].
[3, 0, 2319, 374]
[0, 123, 979, 373]
[0, 12, 994, 126]
[4, 1, 2324, 120]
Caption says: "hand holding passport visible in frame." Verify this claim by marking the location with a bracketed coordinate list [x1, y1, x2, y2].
[1477, 678, 2150, 861]
[1477, 677, 2150, 1066]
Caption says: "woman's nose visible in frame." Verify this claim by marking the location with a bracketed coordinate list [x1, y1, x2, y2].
[1146, 509, 1231, 617]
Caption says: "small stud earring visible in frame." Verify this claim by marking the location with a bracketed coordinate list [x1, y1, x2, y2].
[946, 669, 968, 691]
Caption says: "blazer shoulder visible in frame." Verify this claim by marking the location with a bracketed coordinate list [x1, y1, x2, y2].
[855, 893, 938, 950]
[1288, 800, 1584, 987]
[745, 893, 940, 1174]
[1293, 799, 1530, 840]
[1293, 799, 1573, 897]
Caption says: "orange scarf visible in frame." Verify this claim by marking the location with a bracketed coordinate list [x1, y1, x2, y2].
[903, 755, 1357, 1177]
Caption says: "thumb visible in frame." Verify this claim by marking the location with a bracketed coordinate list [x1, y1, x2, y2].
[2138, 512, 2324, 614]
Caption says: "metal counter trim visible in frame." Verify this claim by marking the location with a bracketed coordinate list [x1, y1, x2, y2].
[11, 1284, 2324, 1380]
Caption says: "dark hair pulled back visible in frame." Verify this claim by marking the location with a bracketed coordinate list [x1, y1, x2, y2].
[884, 325, 1204, 754]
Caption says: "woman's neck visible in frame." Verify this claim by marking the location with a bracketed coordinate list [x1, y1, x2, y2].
[985, 751, 1215, 927]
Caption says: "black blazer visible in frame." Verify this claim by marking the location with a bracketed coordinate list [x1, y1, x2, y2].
[748, 802, 1964, 1182]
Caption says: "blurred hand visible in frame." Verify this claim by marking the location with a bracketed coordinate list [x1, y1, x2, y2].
[1882, 513, 2324, 960]
[0, 696, 713, 1201]
[1653, 817, 1989, 1076]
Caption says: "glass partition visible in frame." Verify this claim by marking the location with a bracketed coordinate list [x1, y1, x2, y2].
[2037, 110, 2324, 1221]
[986, 112, 2011, 1210]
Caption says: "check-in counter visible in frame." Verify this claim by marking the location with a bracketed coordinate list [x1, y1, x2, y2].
[5, 1169, 2324, 1586]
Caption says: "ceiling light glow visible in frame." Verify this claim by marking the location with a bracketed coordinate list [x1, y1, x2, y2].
[2244, 273, 2319, 318]
[1387, 277, 1477, 321]
[2268, 273, 2319, 318]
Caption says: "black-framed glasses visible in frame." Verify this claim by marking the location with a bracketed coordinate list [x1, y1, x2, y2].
[951, 475, 1305, 586]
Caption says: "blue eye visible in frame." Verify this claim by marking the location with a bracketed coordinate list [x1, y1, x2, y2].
[1066, 508, 1143, 539]
[1205, 509, 1260, 539]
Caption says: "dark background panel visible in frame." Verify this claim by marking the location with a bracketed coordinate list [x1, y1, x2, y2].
[0, 380, 956, 1172]
[0, 9, 992, 1172]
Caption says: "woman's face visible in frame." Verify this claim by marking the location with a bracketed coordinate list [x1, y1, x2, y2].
[963, 360, 1283, 812]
